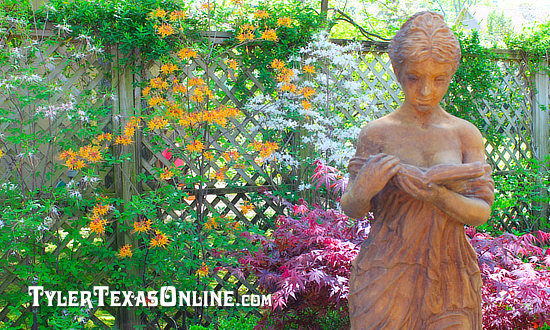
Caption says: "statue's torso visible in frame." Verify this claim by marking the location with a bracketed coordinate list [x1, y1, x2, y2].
[365, 114, 465, 168]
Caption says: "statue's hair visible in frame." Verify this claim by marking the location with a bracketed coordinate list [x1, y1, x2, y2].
[389, 11, 461, 78]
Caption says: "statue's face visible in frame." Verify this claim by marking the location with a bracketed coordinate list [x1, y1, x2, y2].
[399, 58, 454, 113]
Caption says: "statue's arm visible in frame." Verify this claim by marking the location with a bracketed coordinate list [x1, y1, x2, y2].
[340, 126, 400, 219]
[430, 181, 491, 226]
[396, 124, 493, 226]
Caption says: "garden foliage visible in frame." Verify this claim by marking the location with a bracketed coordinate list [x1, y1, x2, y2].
[0, 1, 325, 327]
[1, 1, 549, 328]
[235, 163, 550, 329]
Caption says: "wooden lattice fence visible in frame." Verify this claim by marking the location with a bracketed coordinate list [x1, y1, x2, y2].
[0, 35, 121, 329]
[0, 33, 549, 329]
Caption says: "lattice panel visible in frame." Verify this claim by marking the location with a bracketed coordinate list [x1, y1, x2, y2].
[0, 39, 115, 329]
[0, 212, 118, 329]
[139, 53, 284, 215]
[475, 59, 533, 171]
[0, 40, 113, 192]
[129, 52, 284, 327]
[356, 52, 403, 118]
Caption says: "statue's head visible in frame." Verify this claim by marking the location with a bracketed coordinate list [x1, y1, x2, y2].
[389, 11, 461, 82]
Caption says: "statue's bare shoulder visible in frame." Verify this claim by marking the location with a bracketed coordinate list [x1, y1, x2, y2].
[446, 114, 485, 163]
[355, 116, 396, 157]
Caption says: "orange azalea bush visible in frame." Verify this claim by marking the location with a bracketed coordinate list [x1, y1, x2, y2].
[49, 2, 302, 327]
[0, 0, 326, 328]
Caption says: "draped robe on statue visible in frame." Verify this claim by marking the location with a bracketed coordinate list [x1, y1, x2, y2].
[348, 157, 494, 330]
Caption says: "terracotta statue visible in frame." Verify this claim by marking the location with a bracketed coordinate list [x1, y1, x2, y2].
[340, 11, 494, 329]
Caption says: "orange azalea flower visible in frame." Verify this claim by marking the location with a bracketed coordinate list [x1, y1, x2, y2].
[124, 125, 135, 137]
[281, 83, 297, 93]
[224, 59, 238, 70]
[271, 58, 286, 70]
[303, 64, 315, 74]
[134, 219, 152, 233]
[190, 91, 204, 103]
[0, 149, 3, 158]
[148, 116, 168, 130]
[178, 48, 197, 60]
[90, 217, 107, 235]
[241, 201, 254, 213]
[87, 147, 102, 163]
[60, 148, 76, 160]
[200, 2, 213, 11]
[186, 140, 205, 153]
[254, 10, 269, 19]
[188, 77, 205, 86]
[251, 141, 279, 158]
[96, 132, 112, 142]
[224, 150, 240, 161]
[93, 203, 110, 216]
[215, 170, 225, 181]
[150, 77, 168, 89]
[75, 159, 86, 170]
[236, 32, 255, 43]
[150, 230, 169, 248]
[229, 221, 240, 230]
[172, 83, 187, 94]
[127, 116, 142, 129]
[115, 135, 133, 145]
[160, 167, 174, 180]
[190, 86, 213, 103]
[148, 95, 164, 107]
[261, 29, 278, 42]
[64, 157, 77, 169]
[130, 116, 142, 125]
[166, 104, 183, 119]
[142, 86, 151, 96]
[169, 10, 186, 21]
[203, 151, 214, 161]
[277, 67, 295, 83]
[241, 23, 256, 31]
[204, 217, 218, 230]
[150, 8, 167, 19]
[118, 244, 133, 258]
[160, 62, 178, 75]
[301, 100, 312, 110]
[195, 262, 208, 277]
[277, 17, 292, 27]
[155, 24, 175, 38]
[300, 86, 315, 99]
[78, 146, 91, 158]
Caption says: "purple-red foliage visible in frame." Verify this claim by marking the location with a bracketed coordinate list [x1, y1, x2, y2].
[311, 160, 348, 198]
[234, 197, 370, 328]
[467, 228, 550, 329]
[231, 162, 550, 329]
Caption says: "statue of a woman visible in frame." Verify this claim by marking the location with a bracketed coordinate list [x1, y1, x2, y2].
[340, 12, 494, 329]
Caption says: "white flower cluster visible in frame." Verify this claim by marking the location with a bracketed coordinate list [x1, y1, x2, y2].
[247, 31, 383, 170]
[36, 99, 75, 120]
[54, 22, 72, 34]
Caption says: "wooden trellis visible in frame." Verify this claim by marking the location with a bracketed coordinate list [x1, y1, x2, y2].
[0, 33, 548, 328]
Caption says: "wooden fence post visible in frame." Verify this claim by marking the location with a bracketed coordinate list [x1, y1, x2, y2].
[111, 45, 141, 328]
[30, 0, 47, 10]
[532, 62, 549, 229]
[320, 0, 329, 18]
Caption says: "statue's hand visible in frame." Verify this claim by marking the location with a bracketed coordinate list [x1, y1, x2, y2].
[395, 173, 444, 203]
[351, 153, 400, 200]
